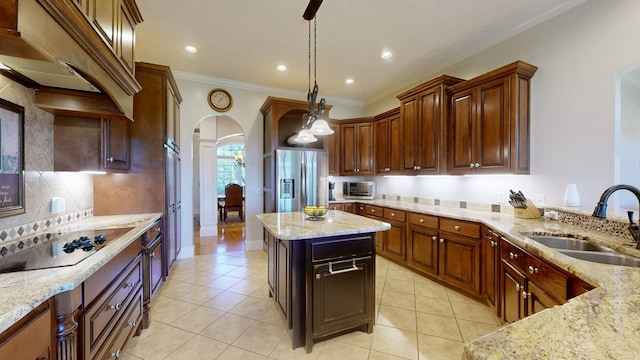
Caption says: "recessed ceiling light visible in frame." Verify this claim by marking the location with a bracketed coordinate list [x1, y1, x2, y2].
[345, 79, 354, 85]
[184, 45, 198, 54]
[380, 51, 392, 60]
[276, 65, 287, 72]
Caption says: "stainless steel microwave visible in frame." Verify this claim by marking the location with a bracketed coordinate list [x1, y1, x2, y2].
[343, 181, 376, 200]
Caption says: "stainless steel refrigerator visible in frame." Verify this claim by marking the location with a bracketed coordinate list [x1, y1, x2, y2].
[275, 149, 328, 212]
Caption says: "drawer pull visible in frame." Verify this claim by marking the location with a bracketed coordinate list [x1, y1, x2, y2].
[522, 291, 529, 299]
[490, 240, 496, 247]
[431, 236, 437, 241]
[154, 227, 161, 232]
[126, 280, 139, 288]
[391, 213, 395, 217]
[328, 258, 360, 275]
[454, 225, 460, 231]
[371, 209, 375, 213]
[108, 157, 114, 163]
[515, 283, 520, 291]
[129, 320, 137, 328]
[439, 238, 445, 243]
[110, 303, 122, 311]
[150, 253, 155, 258]
[528, 265, 539, 274]
[419, 218, 424, 223]
[509, 252, 518, 259]
[111, 349, 121, 358]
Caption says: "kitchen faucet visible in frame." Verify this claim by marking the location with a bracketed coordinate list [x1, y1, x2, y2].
[592, 184, 640, 249]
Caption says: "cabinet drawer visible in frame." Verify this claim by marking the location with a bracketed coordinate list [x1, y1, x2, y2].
[408, 213, 439, 228]
[364, 205, 383, 218]
[328, 203, 344, 211]
[83, 256, 142, 358]
[145, 218, 163, 245]
[440, 218, 480, 238]
[312, 236, 374, 262]
[97, 290, 143, 360]
[384, 208, 406, 222]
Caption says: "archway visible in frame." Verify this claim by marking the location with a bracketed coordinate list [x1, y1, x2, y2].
[193, 115, 245, 238]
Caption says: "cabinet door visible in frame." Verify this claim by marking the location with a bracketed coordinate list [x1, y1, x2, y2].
[267, 234, 276, 297]
[382, 220, 406, 263]
[356, 123, 374, 175]
[417, 88, 441, 173]
[439, 232, 481, 294]
[328, 123, 339, 176]
[340, 124, 357, 175]
[475, 78, 509, 172]
[150, 238, 164, 299]
[103, 118, 130, 170]
[343, 203, 356, 214]
[501, 261, 526, 323]
[449, 89, 475, 172]
[277, 239, 290, 322]
[407, 223, 439, 276]
[118, 0, 136, 73]
[401, 97, 418, 171]
[313, 256, 374, 336]
[483, 229, 500, 312]
[527, 281, 561, 316]
[374, 118, 390, 174]
[165, 148, 177, 274]
[388, 113, 402, 172]
[0, 302, 52, 360]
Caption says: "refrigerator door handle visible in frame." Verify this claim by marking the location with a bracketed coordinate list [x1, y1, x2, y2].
[300, 153, 307, 206]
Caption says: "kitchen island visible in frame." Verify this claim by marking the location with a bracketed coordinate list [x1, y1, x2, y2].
[257, 210, 390, 353]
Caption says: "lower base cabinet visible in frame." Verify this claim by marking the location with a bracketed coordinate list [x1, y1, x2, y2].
[0, 299, 53, 360]
[267, 233, 376, 353]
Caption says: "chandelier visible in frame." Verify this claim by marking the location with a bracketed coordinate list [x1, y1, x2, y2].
[234, 151, 245, 167]
[291, 16, 334, 144]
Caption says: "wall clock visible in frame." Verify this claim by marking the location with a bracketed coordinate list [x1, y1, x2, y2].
[207, 88, 233, 112]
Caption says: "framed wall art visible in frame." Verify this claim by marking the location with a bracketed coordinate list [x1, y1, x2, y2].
[0, 98, 25, 217]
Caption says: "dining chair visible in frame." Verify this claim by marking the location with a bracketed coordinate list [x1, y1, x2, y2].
[223, 183, 244, 222]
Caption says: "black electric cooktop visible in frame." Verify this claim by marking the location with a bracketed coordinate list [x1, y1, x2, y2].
[0, 227, 133, 274]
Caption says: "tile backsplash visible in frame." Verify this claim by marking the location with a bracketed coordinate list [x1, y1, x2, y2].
[0, 77, 93, 246]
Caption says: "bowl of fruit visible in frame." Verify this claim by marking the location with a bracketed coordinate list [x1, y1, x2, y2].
[304, 205, 327, 220]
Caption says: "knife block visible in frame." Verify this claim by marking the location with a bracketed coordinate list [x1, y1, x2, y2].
[514, 199, 541, 219]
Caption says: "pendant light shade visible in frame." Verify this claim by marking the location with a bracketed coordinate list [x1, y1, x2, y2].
[290, 129, 318, 145]
[308, 119, 334, 135]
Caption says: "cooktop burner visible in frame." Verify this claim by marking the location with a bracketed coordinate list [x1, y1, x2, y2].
[0, 227, 134, 274]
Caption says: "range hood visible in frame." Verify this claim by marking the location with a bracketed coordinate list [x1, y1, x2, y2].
[0, 0, 142, 120]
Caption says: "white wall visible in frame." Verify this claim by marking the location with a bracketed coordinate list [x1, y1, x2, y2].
[176, 74, 364, 254]
[365, 0, 640, 213]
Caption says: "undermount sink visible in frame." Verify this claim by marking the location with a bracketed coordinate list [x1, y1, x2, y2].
[525, 235, 611, 252]
[556, 249, 640, 267]
[524, 234, 640, 267]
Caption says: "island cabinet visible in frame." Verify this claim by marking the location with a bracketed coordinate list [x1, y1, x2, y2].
[267, 234, 376, 353]
[0, 299, 54, 360]
[447, 61, 537, 175]
[340, 119, 374, 175]
[396, 76, 464, 175]
[373, 108, 402, 174]
[500, 238, 570, 323]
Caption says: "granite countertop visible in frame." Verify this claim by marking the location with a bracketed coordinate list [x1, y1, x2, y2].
[330, 199, 640, 358]
[257, 210, 391, 240]
[0, 213, 162, 334]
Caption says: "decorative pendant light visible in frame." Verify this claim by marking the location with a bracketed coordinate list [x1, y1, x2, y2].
[293, 17, 333, 144]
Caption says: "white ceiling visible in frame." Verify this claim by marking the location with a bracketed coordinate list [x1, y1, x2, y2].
[134, 0, 587, 105]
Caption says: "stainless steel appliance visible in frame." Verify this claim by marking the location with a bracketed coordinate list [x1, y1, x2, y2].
[343, 181, 376, 200]
[276, 149, 328, 212]
[0, 227, 133, 274]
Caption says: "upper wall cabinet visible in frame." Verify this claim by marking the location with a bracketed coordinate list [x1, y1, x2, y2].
[397, 76, 465, 175]
[447, 61, 537, 175]
[374, 108, 401, 175]
[340, 119, 375, 176]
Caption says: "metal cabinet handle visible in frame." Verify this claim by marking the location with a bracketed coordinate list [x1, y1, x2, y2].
[371, 209, 375, 213]
[419, 218, 424, 223]
[128, 320, 137, 328]
[454, 225, 460, 231]
[391, 213, 395, 217]
[431, 236, 437, 241]
[439, 238, 445, 243]
[150, 253, 155, 258]
[154, 227, 161, 232]
[126, 280, 138, 288]
[469, 163, 475, 168]
[522, 291, 529, 299]
[509, 252, 518, 259]
[475, 163, 480, 168]
[490, 240, 496, 247]
[328, 258, 360, 275]
[111, 349, 121, 358]
[108, 157, 114, 163]
[110, 303, 121, 311]
[528, 265, 539, 274]
[515, 283, 520, 291]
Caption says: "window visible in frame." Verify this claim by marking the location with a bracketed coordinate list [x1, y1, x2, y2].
[217, 144, 245, 194]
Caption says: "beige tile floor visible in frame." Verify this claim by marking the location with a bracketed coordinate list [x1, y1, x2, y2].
[123, 251, 502, 360]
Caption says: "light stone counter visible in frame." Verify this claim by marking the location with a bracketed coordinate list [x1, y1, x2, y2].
[257, 210, 391, 240]
[350, 199, 640, 359]
[0, 213, 162, 334]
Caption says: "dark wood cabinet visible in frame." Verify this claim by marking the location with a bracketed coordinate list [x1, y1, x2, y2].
[340, 120, 374, 175]
[482, 226, 501, 316]
[439, 225, 481, 295]
[407, 213, 439, 276]
[500, 238, 569, 323]
[374, 108, 401, 174]
[266, 232, 375, 353]
[343, 203, 357, 214]
[381, 208, 406, 263]
[54, 116, 130, 172]
[447, 61, 537, 174]
[397, 76, 464, 174]
[142, 218, 164, 329]
[0, 299, 53, 360]
[327, 122, 340, 176]
[94, 62, 182, 277]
